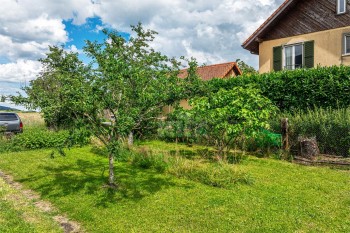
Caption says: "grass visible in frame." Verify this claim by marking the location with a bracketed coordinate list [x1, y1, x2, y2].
[0, 141, 349, 232]
[0, 177, 62, 233]
[17, 112, 45, 129]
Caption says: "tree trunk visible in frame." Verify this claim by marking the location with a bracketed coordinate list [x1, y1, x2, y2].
[128, 131, 133, 146]
[281, 118, 289, 151]
[298, 136, 319, 159]
[108, 153, 115, 185]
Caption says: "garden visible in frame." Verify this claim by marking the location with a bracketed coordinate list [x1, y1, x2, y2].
[0, 25, 349, 232]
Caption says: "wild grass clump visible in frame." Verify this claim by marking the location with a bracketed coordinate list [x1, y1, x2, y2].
[167, 157, 253, 188]
[90, 144, 253, 188]
[131, 148, 168, 173]
[271, 107, 350, 157]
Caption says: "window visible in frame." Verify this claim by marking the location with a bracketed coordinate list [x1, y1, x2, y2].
[0, 113, 18, 121]
[273, 41, 314, 71]
[337, 0, 346, 14]
[344, 34, 350, 55]
[283, 44, 303, 70]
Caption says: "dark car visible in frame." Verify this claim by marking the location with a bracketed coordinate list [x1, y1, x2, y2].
[0, 112, 23, 133]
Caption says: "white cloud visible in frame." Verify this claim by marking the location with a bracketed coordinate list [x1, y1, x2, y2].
[0, 0, 286, 87]
[0, 60, 41, 82]
[94, 0, 285, 67]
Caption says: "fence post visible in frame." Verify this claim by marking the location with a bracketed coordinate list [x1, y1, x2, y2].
[281, 118, 289, 152]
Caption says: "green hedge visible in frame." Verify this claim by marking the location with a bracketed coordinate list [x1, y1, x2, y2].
[208, 66, 350, 111]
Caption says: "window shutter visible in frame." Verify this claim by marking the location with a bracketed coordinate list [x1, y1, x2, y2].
[273, 46, 282, 71]
[304, 41, 314, 68]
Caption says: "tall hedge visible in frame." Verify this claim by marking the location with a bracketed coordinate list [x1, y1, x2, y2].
[208, 66, 350, 111]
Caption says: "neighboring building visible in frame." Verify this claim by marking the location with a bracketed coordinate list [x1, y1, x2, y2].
[162, 62, 242, 115]
[178, 62, 242, 80]
[242, 0, 350, 73]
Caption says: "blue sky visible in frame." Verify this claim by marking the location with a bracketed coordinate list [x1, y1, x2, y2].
[0, 0, 285, 100]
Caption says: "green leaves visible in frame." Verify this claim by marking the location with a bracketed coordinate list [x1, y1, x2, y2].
[189, 87, 277, 156]
[207, 66, 350, 111]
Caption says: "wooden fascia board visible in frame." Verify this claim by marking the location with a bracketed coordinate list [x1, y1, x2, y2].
[242, 0, 296, 51]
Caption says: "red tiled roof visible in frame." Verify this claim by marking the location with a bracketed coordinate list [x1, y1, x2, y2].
[242, 0, 299, 54]
[178, 62, 242, 81]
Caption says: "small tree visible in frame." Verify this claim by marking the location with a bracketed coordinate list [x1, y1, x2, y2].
[15, 24, 182, 187]
[12, 46, 90, 129]
[190, 86, 277, 159]
[75, 24, 181, 186]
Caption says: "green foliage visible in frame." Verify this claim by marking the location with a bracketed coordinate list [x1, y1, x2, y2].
[13, 24, 185, 185]
[12, 46, 90, 129]
[190, 86, 277, 156]
[208, 66, 350, 111]
[235, 59, 258, 75]
[0, 128, 73, 152]
[271, 107, 350, 157]
[157, 108, 197, 143]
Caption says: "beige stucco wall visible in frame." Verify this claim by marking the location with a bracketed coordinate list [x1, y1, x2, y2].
[259, 26, 350, 73]
[161, 99, 191, 116]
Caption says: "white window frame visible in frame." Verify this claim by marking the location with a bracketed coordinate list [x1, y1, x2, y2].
[282, 43, 304, 70]
[344, 34, 350, 55]
[337, 0, 347, 14]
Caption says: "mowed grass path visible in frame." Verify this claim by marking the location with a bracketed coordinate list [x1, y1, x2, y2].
[0, 143, 349, 232]
[0, 176, 62, 233]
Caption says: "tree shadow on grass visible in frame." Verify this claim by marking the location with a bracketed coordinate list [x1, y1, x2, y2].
[17, 158, 193, 207]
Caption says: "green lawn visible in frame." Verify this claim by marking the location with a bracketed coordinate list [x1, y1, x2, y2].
[0, 176, 62, 233]
[0, 142, 349, 232]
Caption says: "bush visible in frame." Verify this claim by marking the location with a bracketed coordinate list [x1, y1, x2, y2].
[208, 66, 350, 111]
[270, 107, 350, 157]
[0, 128, 76, 152]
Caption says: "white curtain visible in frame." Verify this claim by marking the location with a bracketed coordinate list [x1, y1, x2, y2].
[285, 46, 293, 70]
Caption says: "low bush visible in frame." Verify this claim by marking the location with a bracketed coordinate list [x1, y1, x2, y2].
[0, 128, 76, 152]
[270, 107, 350, 157]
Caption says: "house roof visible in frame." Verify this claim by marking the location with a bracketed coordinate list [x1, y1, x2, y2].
[242, 0, 300, 54]
[178, 62, 242, 81]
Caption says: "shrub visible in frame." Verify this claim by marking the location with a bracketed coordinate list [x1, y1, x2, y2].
[0, 128, 81, 152]
[12, 128, 69, 149]
[189, 87, 277, 157]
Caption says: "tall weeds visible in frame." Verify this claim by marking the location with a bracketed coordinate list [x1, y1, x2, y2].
[271, 107, 350, 157]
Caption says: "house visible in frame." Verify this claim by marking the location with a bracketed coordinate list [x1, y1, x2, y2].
[242, 0, 350, 73]
[177, 62, 242, 80]
[162, 62, 242, 115]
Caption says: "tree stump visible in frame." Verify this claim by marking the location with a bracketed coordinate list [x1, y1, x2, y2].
[298, 136, 320, 159]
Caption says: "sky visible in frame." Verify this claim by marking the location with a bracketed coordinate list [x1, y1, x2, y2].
[0, 0, 286, 98]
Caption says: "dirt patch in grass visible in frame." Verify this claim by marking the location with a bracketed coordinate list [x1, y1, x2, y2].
[0, 170, 83, 233]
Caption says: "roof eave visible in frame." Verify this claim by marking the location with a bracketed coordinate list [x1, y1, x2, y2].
[241, 0, 297, 54]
